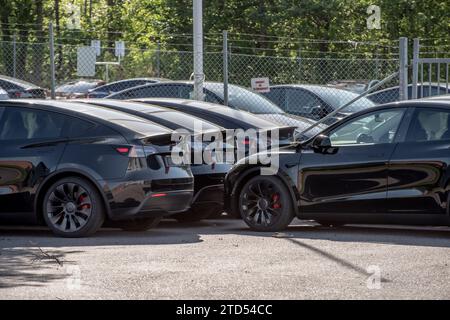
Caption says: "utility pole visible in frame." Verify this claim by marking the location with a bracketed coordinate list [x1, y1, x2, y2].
[193, 0, 204, 101]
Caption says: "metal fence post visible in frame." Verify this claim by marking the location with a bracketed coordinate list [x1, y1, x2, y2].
[412, 38, 420, 99]
[297, 44, 302, 82]
[12, 33, 17, 78]
[399, 37, 408, 101]
[223, 30, 229, 106]
[49, 23, 56, 99]
[156, 40, 161, 78]
[192, 0, 204, 101]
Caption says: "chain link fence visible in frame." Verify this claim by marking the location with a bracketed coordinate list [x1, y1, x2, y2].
[0, 28, 412, 131]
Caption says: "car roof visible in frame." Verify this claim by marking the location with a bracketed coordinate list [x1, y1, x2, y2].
[90, 78, 169, 92]
[107, 81, 249, 99]
[0, 74, 40, 89]
[270, 84, 361, 94]
[347, 99, 450, 114]
[0, 99, 172, 137]
[367, 83, 450, 96]
[73, 99, 225, 132]
[133, 97, 283, 129]
[424, 94, 450, 101]
[78, 98, 168, 113]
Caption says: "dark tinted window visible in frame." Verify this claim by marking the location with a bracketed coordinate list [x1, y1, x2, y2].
[0, 107, 65, 140]
[204, 84, 284, 114]
[94, 80, 155, 93]
[0, 80, 21, 91]
[172, 85, 223, 104]
[204, 91, 222, 104]
[65, 117, 96, 138]
[115, 84, 182, 99]
[263, 88, 286, 109]
[110, 119, 170, 136]
[150, 111, 220, 132]
[406, 108, 450, 142]
[205, 108, 278, 129]
[286, 88, 325, 114]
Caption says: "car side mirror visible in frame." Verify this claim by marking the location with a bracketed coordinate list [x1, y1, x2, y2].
[312, 135, 338, 154]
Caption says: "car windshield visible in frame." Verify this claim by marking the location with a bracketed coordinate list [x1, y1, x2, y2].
[204, 83, 284, 114]
[308, 87, 375, 112]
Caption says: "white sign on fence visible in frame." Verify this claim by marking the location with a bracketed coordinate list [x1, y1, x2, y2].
[91, 40, 101, 56]
[115, 41, 125, 57]
[77, 46, 96, 77]
[251, 77, 270, 93]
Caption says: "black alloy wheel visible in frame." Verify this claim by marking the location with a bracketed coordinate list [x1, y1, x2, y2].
[239, 176, 294, 232]
[43, 177, 105, 237]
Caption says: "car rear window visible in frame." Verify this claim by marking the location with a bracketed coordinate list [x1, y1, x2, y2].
[109, 119, 171, 136]
[149, 111, 221, 132]
[205, 108, 279, 129]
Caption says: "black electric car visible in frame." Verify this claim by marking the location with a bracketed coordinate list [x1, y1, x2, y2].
[0, 100, 194, 237]
[225, 99, 450, 231]
[71, 99, 231, 222]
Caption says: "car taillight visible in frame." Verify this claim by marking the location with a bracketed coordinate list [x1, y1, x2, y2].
[115, 147, 132, 156]
[114, 145, 157, 157]
[14, 92, 22, 98]
[151, 193, 167, 198]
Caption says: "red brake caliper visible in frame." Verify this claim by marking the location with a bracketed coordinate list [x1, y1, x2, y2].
[272, 193, 281, 209]
[78, 195, 91, 210]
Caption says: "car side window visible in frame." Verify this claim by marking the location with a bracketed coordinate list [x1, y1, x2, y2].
[121, 84, 180, 99]
[263, 88, 286, 109]
[0, 107, 65, 140]
[406, 108, 450, 142]
[64, 117, 97, 138]
[0, 80, 20, 91]
[329, 109, 406, 146]
[286, 88, 326, 115]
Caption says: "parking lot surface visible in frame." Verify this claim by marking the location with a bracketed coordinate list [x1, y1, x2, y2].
[0, 218, 449, 299]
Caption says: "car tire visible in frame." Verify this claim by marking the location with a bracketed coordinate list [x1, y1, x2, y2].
[119, 217, 162, 231]
[239, 175, 294, 232]
[43, 177, 105, 238]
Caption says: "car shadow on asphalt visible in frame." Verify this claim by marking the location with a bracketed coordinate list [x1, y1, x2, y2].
[215, 223, 450, 248]
[0, 218, 449, 249]
[1, 219, 448, 289]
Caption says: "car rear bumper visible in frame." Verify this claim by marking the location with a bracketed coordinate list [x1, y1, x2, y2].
[103, 175, 194, 221]
[191, 164, 229, 207]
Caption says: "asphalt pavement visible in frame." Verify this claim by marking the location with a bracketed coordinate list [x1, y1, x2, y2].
[0, 218, 449, 299]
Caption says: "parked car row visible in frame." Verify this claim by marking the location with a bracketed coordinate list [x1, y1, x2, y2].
[1, 73, 450, 123]
[0, 96, 304, 237]
[2, 96, 450, 237]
